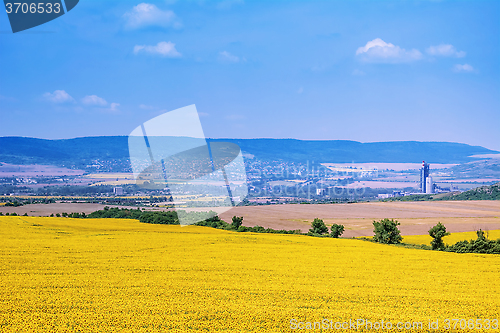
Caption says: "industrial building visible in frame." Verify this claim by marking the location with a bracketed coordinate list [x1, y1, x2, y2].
[420, 161, 433, 194]
[113, 187, 124, 196]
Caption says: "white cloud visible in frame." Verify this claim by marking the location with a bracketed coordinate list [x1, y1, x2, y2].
[219, 51, 241, 63]
[110, 103, 120, 111]
[124, 3, 181, 29]
[134, 41, 182, 57]
[356, 38, 422, 63]
[352, 69, 365, 76]
[139, 104, 155, 110]
[453, 64, 474, 73]
[43, 90, 75, 103]
[426, 44, 466, 58]
[81, 95, 107, 106]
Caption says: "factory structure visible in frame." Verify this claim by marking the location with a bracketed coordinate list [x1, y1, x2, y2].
[420, 161, 433, 194]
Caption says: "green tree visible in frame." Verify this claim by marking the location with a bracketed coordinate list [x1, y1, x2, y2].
[373, 218, 402, 244]
[330, 224, 344, 238]
[231, 216, 244, 229]
[428, 222, 450, 250]
[476, 229, 486, 241]
[310, 218, 328, 235]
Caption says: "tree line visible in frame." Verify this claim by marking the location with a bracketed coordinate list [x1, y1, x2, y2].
[7, 206, 499, 253]
[366, 218, 500, 254]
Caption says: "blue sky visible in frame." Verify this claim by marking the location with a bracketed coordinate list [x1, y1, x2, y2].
[0, 0, 499, 150]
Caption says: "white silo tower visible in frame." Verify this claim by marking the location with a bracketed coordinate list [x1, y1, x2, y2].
[426, 176, 433, 194]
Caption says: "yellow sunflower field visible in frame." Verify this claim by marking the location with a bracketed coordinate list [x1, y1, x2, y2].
[0, 216, 499, 332]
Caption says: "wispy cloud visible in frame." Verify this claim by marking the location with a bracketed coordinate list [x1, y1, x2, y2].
[43, 90, 75, 103]
[453, 64, 474, 73]
[139, 104, 155, 110]
[218, 51, 242, 63]
[356, 38, 422, 63]
[81, 95, 107, 106]
[134, 41, 182, 57]
[123, 3, 181, 29]
[81, 94, 120, 113]
[297, 87, 304, 94]
[426, 44, 466, 58]
[109, 103, 120, 113]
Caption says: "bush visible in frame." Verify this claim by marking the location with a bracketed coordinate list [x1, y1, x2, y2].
[139, 211, 179, 225]
[5, 201, 23, 207]
[330, 224, 344, 238]
[373, 218, 402, 244]
[428, 222, 450, 250]
[195, 216, 230, 229]
[309, 218, 328, 235]
[446, 229, 500, 254]
[231, 216, 244, 229]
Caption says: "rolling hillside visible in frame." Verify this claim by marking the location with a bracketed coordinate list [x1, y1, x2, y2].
[0, 136, 497, 168]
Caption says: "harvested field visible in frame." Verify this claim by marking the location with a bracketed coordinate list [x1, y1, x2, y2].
[0, 163, 84, 177]
[0, 203, 145, 216]
[0, 202, 227, 217]
[219, 200, 500, 237]
[2, 200, 500, 238]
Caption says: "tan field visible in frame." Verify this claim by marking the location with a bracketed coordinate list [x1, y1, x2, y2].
[219, 200, 500, 237]
[2, 200, 500, 238]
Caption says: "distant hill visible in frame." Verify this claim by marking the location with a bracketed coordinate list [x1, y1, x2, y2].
[214, 139, 498, 164]
[446, 182, 500, 200]
[0, 136, 497, 169]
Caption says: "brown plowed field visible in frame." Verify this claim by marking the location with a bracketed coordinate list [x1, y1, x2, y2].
[2, 201, 499, 238]
[219, 200, 500, 237]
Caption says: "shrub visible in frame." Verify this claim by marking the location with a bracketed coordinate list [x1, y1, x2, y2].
[330, 224, 345, 238]
[446, 229, 500, 254]
[5, 201, 23, 207]
[309, 218, 328, 235]
[231, 216, 244, 229]
[195, 216, 230, 229]
[373, 218, 402, 244]
[428, 222, 450, 250]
